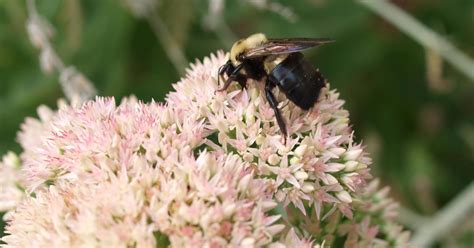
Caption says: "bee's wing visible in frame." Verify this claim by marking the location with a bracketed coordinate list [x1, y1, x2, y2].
[244, 38, 334, 58]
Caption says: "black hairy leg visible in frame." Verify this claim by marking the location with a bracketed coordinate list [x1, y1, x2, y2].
[265, 78, 287, 143]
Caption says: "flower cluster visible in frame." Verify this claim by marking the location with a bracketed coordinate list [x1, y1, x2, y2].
[5, 96, 283, 247]
[168, 52, 372, 220]
[0, 52, 409, 247]
[3, 179, 156, 247]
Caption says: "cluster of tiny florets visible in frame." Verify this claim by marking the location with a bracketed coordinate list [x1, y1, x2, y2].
[0, 52, 409, 247]
[168, 52, 372, 220]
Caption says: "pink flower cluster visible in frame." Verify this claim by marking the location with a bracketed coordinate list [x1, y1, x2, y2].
[0, 52, 410, 247]
[168, 52, 372, 219]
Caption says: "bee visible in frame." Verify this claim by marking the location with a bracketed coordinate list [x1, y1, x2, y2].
[218, 33, 334, 141]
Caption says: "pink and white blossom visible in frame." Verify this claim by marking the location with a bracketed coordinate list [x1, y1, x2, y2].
[0, 52, 410, 247]
[0, 152, 24, 212]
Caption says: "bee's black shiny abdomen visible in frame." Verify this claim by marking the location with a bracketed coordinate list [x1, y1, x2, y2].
[269, 52, 326, 110]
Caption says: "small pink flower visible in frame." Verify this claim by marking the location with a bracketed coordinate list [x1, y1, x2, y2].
[271, 228, 318, 248]
[0, 152, 24, 212]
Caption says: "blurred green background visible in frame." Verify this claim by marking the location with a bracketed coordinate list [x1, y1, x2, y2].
[0, 0, 473, 246]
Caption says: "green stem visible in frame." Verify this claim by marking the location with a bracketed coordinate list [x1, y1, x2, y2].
[146, 9, 189, 76]
[358, 0, 474, 81]
[411, 182, 474, 247]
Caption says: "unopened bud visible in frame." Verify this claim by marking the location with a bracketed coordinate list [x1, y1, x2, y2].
[268, 154, 281, 166]
[295, 171, 308, 180]
[344, 161, 359, 171]
[301, 183, 315, 193]
[294, 144, 308, 157]
[336, 190, 352, 203]
[344, 148, 363, 160]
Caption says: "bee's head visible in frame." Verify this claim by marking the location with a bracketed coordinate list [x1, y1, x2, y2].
[218, 59, 234, 79]
[229, 33, 267, 66]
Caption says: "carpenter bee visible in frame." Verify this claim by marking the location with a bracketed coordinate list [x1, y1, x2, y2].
[218, 33, 334, 141]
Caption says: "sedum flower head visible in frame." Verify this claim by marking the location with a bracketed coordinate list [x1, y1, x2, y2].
[167, 51, 372, 219]
[4, 95, 282, 247]
[1, 52, 409, 247]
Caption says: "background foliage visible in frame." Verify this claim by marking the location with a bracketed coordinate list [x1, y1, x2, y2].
[0, 0, 473, 246]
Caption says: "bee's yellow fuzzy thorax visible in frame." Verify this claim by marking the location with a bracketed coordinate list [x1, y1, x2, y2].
[230, 33, 267, 65]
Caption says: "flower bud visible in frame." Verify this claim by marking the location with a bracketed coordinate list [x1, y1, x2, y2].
[329, 147, 346, 156]
[295, 171, 308, 180]
[267, 224, 285, 236]
[238, 174, 252, 192]
[278, 145, 291, 155]
[325, 135, 341, 147]
[243, 153, 254, 162]
[344, 148, 363, 160]
[223, 203, 236, 218]
[268, 154, 280, 166]
[326, 162, 345, 172]
[336, 190, 352, 203]
[294, 144, 308, 157]
[357, 163, 368, 170]
[344, 161, 359, 171]
[301, 183, 315, 193]
[290, 156, 300, 165]
[324, 174, 339, 185]
[241, 238, 255, 247]
[261, 200, 278, 211]
[2, 152, 20, 168]
[256, 134, 265, 145]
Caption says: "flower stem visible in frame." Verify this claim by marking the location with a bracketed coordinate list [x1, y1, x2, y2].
[145, 9, 189, 76]
[411, 182, 474, 247]
[26, 0, 97, 103]
[397, 206, 428, 230]
[358, 0, 474, 81]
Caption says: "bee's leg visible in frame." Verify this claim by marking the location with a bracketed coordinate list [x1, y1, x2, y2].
[217, 63, 244, 92]
[217, 60, 234, 85]
[265, 78, 287, 143]
[236, 74, 248, 89]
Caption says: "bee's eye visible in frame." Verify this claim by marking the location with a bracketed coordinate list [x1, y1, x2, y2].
[237, 53, 245, 61]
